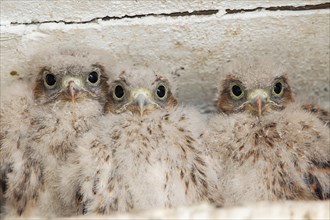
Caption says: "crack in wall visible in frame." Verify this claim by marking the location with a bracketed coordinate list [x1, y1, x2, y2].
[9, 9, 219, 26]
[225, 2, 330, 14]
[7, 2, 330, 26]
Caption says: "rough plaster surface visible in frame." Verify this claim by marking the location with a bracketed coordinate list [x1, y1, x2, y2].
[6, 201, 328, 219]
[84, 201, 330, 219]
[1, 1, 329, 111]
[1, 0, 328, 25]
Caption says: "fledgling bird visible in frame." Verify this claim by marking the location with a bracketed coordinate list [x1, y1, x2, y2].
[59, 62, 223, 215]
[1, 47, 110, 217]
[206, 59, 330, 206]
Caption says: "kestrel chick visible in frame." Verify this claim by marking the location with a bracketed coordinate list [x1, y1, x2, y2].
[2, 47, 109, 217]
[59, 62, 222, 215]
[207, 59, 330, 206]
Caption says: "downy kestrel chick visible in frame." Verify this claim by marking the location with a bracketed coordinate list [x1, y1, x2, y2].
[59, 62, 223, 215]
[206, 59, 329, 206]
[2, 47, 109, 217]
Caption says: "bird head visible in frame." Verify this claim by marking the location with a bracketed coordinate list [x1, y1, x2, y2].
[217, 75, 294, 118]
[33, 64, 109, 105]
[127, 88, 162, 116]
[104, 64, 178, 116]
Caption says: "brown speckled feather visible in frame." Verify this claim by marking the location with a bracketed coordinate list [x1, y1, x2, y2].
[2, 47, 110, 218]
[301, 103, 330, 128]
[207, 59, 330, 206]
[0, 89, 34, 217]
[59, 62, 223, 215]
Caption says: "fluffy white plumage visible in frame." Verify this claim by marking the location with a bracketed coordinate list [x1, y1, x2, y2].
[1, 46, 110, 217]
[59, 62, 223, 215]
[209, 104, 330, 205]
[0, 79, 36, 216]
[206, 59, 330, 206]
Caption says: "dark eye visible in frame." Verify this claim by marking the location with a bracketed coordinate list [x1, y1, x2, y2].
[45, 73, 56, 86]
[114, 85, 124, 99]
[273, 82, 283, 95]
[231, 85, 242, 97]
[156, 85, 166, 99]
[88, 71, 99, 84]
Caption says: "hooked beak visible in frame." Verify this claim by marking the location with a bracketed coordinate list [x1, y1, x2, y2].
[62, 77, 82, 102]
[129, 89, 157, 116]
[247, 89, 269, 117]
[135, 93, 150, 116]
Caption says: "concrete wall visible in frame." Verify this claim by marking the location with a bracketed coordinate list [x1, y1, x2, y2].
[1, 0, 329, 111]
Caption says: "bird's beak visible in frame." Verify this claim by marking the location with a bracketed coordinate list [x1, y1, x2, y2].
[247, 89, 269, 117]
[62, 77, 83, 102]
[131, 89, 155, 116]
[135, 93, 149, 116]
